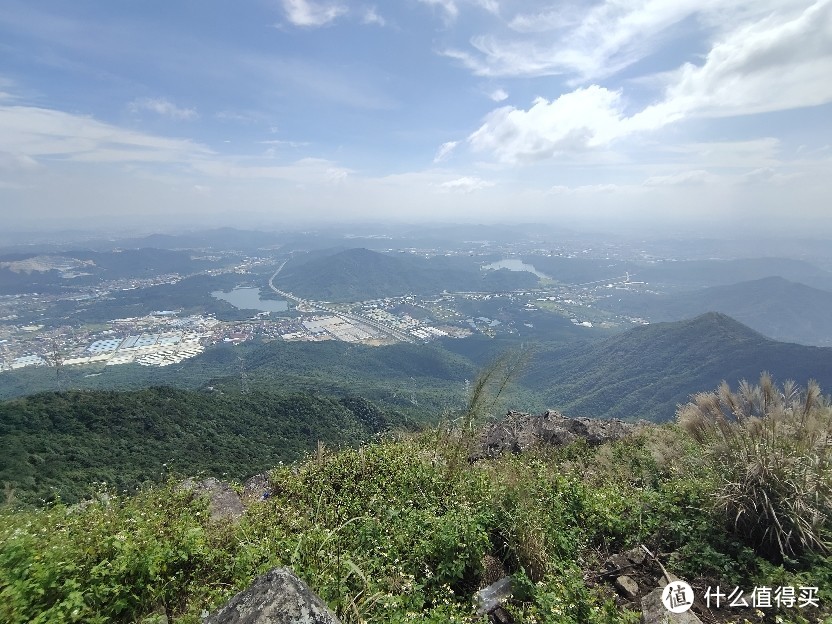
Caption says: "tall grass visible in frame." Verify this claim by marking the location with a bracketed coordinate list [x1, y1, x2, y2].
[678, 372, 832, 559]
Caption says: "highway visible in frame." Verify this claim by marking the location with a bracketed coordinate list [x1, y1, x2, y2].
[267, 263, 415, 343]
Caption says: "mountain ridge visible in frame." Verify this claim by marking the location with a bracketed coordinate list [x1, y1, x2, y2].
[609, 276, 832, 346]
[524, 312, 832, 421]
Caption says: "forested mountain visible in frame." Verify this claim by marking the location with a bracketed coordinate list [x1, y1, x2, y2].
[0, 387, 392, 504]
[606, 276, 832, 346]
[520, 255, 832, 289]
[525, 312, 832, 421]
[276, 248, 539, 301]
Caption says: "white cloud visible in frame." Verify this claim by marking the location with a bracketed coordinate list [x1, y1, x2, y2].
[281, 0, 346, 27]
[464, 0, 832, 167]
[191, 156, 352, 186]
[433, 140, 459, 163]
[489, 88, 508, 102]
[469, 86, 628, 163]
[0, 104, 212, 163]
[549, 183, 618, 194]
[643, 170, 714, 186]
[362, 7, 386, 26]
[325, 166, 349, 183]
[475, 0, 500, 14]
[444, 0, 814, 84]
[508, 5, 584, 34]
[439, 176, 495, 192]
[741, 167, 803, 184]
[260, 139, 310, 148]
[128, 97, 197, 121]
[419, 0, 459, 22]
[661, 139, 782, 169]
[0, 151, 39, 172]
[636, 0, 832, 124]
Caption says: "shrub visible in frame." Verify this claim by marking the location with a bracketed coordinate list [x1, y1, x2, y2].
[677, 373, 832, 559]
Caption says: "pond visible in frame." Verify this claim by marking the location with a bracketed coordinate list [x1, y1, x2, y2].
[482, 259, 550, 279]
[211, 287, 288, 312]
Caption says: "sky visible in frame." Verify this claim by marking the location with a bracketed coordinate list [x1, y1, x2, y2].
[1, 0, 831, 235]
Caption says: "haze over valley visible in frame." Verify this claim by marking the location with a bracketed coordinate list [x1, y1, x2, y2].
[2, 225, 831, 423]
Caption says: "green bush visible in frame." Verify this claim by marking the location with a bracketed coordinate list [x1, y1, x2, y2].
[678, 373, 832, 559]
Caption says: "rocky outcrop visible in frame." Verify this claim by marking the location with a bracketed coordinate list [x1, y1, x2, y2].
[596, 547, 704, 624]
[179, 477, 244, 523]
[471, 409, 641, 460]
[242, 472, 272, 504]
[205, 568, 341, 624]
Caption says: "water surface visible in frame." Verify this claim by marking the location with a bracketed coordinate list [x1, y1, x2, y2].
[211, 287, 288, 312]
[482, 259, 550, 279]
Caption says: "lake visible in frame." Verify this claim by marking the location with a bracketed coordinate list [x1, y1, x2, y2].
[482, 259, 550, 279]
[211, 287, 288, 312]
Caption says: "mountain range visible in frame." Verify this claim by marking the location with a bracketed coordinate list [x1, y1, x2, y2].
[606, 276, 832, 346]
[276, 247, 539, 301]
[523, 312, 832, 421]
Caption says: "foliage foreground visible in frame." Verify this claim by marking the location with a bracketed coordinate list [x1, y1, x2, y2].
[1, 418, 831, 623]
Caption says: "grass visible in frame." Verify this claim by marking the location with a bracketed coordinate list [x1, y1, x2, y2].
[2, 423, 830, 623]
[678, 373, 832, 559]
[1, 370, 830, 622]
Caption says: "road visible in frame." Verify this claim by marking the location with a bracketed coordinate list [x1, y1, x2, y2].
[267, 262, 415, 343]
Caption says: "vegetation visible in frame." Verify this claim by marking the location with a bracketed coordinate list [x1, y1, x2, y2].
[0, 364, 830, 622]
[609, 276, 832, 347]
[678, 373, 832, 559]
[2, 423, 830, 623]
[276, 248, 540, 302]
[5, 313, 832, 426]
[0, 387, 395, 505]
[526, 313, 832, 421]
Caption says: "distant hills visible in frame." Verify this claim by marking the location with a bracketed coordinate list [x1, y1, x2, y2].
[521, 254, 832, 290]
[525, 312, 832, 421]
[607, 276, 832, 346]
[0, 248, 221, 295]
[633, 257, 832, 290]
[276, 248, 540, 301]
[3, 307, 831, 430]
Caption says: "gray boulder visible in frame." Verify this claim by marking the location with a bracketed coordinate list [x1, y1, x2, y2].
[205, 568, 341, 624]
[472, 410, 640, 460]
[180, 477, 244, 523]
[242, 472, 272, 504]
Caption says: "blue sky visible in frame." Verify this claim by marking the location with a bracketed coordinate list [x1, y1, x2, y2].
[1, 0, 831, 235]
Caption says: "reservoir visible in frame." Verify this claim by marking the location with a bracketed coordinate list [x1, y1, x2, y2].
[482, 259, 550, 279]
[211, 287, 288, 312]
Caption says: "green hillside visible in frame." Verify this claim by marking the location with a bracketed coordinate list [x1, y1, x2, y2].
[0, 387, 392, 505]
[5, 312, 830, 427]
[276, 248, 539, 301]
[523, 312, 832, 421]
[0, 249, 222, 295]
[606, 276, 832, 346]
[1, 410, 830, 623]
